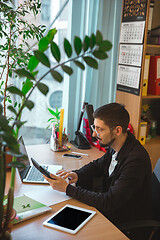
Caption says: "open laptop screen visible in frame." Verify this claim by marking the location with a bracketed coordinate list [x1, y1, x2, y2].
[17, 136, 30, 179]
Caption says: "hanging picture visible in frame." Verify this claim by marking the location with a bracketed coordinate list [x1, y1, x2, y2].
[122, 0, 148, 22]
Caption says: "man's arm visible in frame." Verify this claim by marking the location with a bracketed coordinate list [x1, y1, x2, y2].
[43, 151, 110, 193]
[66, 155, 148, 218]
[73, 151, 110, 189]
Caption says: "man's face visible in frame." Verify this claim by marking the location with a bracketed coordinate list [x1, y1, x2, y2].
[92, 118, 116, 148]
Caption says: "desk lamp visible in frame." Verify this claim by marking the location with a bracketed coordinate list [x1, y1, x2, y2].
[70, 102, 91, 149]
[85, 104, 97, 143]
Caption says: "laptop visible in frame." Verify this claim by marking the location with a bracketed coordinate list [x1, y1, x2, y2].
[17, 136, 62, 184]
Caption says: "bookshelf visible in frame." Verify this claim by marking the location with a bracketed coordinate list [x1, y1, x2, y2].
[116, 0, 160, 170]
[143, 95, 160, 99]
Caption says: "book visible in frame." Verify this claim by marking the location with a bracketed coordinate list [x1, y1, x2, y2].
[142, 55, 150, 96]
[147, 35, 160, 45]
[13, 195, 52, 224]
[139, 120, 147, 145]
[148, 1, 154, 32]
[148, 55, 160, 95]
[150, 26, 160, 37]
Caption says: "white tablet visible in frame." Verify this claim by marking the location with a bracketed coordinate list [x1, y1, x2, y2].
[43, 204, 96, 234]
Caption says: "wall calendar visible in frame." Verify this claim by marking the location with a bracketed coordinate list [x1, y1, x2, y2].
[116, 0, 148, 95]
[120, 21, 145, 44]
[117, 65, 141, 95]
[119, 44, 143, 67]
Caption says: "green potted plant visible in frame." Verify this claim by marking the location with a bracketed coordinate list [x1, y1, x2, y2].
[47, 108, 69, 151]
[47, 107, 60, 130]
[0, 0, 45, 118]
[0, 5, 112, 239]
[0, 0, 45, 238]
[0, 0, 47, 197]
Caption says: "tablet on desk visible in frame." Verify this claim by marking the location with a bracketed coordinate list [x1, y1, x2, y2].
[43, 204, 96, 234]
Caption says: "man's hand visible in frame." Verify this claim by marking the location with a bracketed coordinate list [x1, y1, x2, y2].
[43, 173, 68, 193]
[56, 169, 78, 184]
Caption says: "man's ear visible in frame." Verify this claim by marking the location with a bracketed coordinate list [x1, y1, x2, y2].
[115, 126, 122, 136]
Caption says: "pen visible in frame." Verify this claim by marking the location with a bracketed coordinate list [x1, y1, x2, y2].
[71, 151, 88, 156]
[59, 109, 64, 147]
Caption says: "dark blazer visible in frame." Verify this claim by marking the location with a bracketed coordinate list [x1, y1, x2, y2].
[66, 132, 152, 226]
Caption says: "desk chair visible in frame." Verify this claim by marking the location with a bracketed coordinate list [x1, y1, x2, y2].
[119, 158, 160, 240]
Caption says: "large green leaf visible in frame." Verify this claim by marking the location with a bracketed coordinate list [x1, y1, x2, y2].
[83, 56, 98, 69]
[0, 104, 3, 114]
[56, 107, 60, 116]
[24, 99, 34, 110]
[28, 56, 39, 72]
[37, 82, 49, 95]
[7, 86, 24, 97]
[93, 50, 108, 60]
[51, 41, 61, 62]
[0, 128, 18, 152]
[96, 30, 103, 45]
[7, 105, 17, 115]
[48, 108, 58, 118]
[61, 65, 73, 75]
[38, 37, 49, 52]
[74, 36, 82, 55]
[50, 70, 63, 83]
[46, 28, 57, 43]
[83, 36, 90, 52]
[74, 60, 85, 70]
[0, 115, 12, 133]
[32, 71, 39, 76]
[6, 151, 25, 160]
[3, 133, 19, 152]
[15, 68, 35, 80]
[22, 80, 33, 95]
[14, 120, 27, 129]
[34, 50, 50, 68]
[89, 34, 96, 49]
[99, 40, 112, 52]
[64, 39, 72, 58]
[47, 118, 57, 122]
[8, 161, 26, 168]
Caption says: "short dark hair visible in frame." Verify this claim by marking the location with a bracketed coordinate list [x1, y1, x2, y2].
[93, 103, 130, 133]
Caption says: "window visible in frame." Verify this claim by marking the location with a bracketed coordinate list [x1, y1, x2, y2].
[18, 0, 69, 145]
[41, 0, 51, 21]
[49, 90, 63, 109]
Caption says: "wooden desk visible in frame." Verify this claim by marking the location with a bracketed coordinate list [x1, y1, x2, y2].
[7, 144, 128, 240]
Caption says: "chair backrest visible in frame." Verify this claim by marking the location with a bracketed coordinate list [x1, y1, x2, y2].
[152, 158, 160, 221]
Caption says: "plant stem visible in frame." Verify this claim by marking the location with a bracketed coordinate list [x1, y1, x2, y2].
[0, 145, 6, 231]
[12, 49, 93, 129]
[4, 187, 14, 232]
[10, 157, 16, 190]
[3, 22, 12, 116]
[0, 62, 6, 81]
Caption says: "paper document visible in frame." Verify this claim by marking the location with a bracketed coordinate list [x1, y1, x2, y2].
[25, 186, 71, 207]
[13, 195, 51, 224]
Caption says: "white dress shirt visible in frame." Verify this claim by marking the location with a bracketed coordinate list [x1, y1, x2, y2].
[109, 152, 118, 176]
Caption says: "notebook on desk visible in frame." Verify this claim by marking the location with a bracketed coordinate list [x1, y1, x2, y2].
[17, 136, 62, 184]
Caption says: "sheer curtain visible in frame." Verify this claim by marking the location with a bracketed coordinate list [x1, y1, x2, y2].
[62, 0, 122, 140]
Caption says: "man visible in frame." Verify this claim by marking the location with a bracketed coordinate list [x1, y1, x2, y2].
[44, 103, 152, 239]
